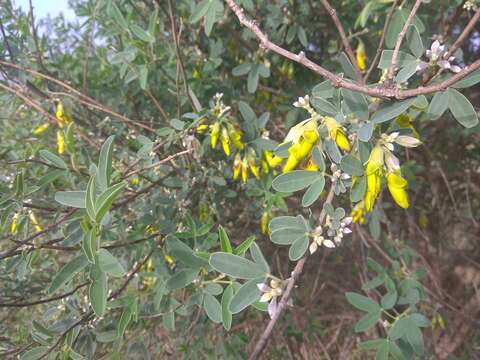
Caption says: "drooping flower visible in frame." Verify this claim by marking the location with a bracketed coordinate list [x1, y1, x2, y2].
[220, 127, 231, 156]
[323, 116, 351, 152]
[351, 201, 366, 224]
[386, 171, 409, 209]
[210, 122, 220, 149]
[257, 280, 283, 318]
[282, 118, 319, 173]
[417, 40, 462, 73]
[356, 41, 367, 71]
[364, 145, 384, 212]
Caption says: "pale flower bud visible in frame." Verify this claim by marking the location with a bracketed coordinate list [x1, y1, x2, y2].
[385, 151, 400, 172]
[395, 135, 422, 148]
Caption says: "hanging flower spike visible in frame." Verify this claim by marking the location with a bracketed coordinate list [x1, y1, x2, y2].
[210, 122, 220, 149]
[233, 153, 242, 180]
[282, 118, 319, 173]
[387, 171, 409, 209]
[323, 116, 351, 152]
[241, 155, 248, 184]
[228, 124, 245, 150]
[57, 129, 65, 155]
[32, 122, 50, 135]
[220, 127, 231, 156]
[28, 211, 43, 232]
[356, 41, 367, 71]
[260, 211, 269, 235]
[351, 201, 366, 224]
[364, 145, 384, 212]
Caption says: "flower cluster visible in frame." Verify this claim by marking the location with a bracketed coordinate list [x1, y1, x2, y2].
[417, 40, 462, 74]
[32, 100, 73, 154]
[257, 279, 285, 318]
[353, 131, 421, 221]
[309, 215, 353, 254]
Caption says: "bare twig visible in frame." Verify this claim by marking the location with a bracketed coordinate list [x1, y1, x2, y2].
[387, 0, 423, 81]
[223, 0, 480, 99]
[365, 0, 399, 82]
[446, 8, 480, 58]
[28, 0, 47, 72]
[124, 149, 191, 178]
[249, 181, 337, 360]
[319, 0, 363, 82]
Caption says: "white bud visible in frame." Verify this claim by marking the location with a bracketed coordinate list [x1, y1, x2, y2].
[395, 135, 422, 148]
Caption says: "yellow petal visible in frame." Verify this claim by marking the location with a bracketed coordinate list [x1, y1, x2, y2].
[282, 155, 299, 173]
[57, 130, 65, 155]
[387, 172, 409, 209]
[335, 128, 351, 152]
[33, 123, 50, 135]
[210, 123, 220, 149]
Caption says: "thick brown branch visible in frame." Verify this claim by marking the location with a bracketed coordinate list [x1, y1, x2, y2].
[224, 0, 480, 99]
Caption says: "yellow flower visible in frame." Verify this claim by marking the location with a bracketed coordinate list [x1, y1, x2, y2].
[228, 124, 245, 150]
[210, 122, 220, 149]
[241, 156, 248, 184]
[303, 157, 319, 171]
[356, 42, 367, 71]
[364, 145, 384, 212]
[28, 211, 42, 232]
[386, 171, 409, 209]
[282, 120, 319, 173]
[57, 130, 65, 155]
[233, 153, 242, 180]
[131, 177, 140, 186]
[10, 213, 18, 234]
[33, 123, 50, 135]
[351, 202, 366, 224]
[323, 116, 350, 152]
[247, 148, 259, 178]
[220, 127, 231, 156]
[264, 151, 283, 168]
[164, 255, 176, 270]
[55, 101, 72, 128]
[396, 114, 420, 139]
[260, 211, 269, 235]
[196, 123, 209, 134]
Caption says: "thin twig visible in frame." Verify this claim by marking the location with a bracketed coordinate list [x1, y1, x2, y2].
[124, 149, 191, 178]
[446, 8, 480, 58]
[319, 0, 363, 83]
[249, 181, 337, 360]
[387, 0, 423, 81]
[365, 0, 398, 82]
[28, 0, 47, 72]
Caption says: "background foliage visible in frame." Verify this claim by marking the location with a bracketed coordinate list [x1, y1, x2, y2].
[0, 0, 479, 359]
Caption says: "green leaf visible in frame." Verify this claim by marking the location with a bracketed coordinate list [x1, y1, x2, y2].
[288, 235, 309, 261]
[270, 228, 307, 245]
[357, 122, 373, 142]
[359, 339, 388, 350]
[247, 64, 259, 93]
[346, 292, 380, 312]
[312, 145, 326, 171]
[378, 50, 416, 69]
[375, 340, 390, 360]
[395, 61, 418, 83]
[427, 91, 448, 120]
[406, 25, 423, 58]
[302, 177, 325, 207]
[131, 24, 154, 43]
[203, 293, 222, 323]
[98, 135, 115, 191]
[342, 89, 368, 120]
[55, 191, 86, 208]
[324, 139, 342, 163]
[39, 149, 67, 169]
[350, 176, 366, 203]
[20, 347, 50, 360]
[269, 215, 307, 233]
[381, 290, 398, 310]
[410, 313, 430, 328]
[97, 249, 125, 277]
[221, 284, 234, 330]
[311, 97, 338, 116]
[234, 235, 256, 255]
[229, 277, 264, 314]
[371, 98, 416, 124]
[447, 88, 479, 128]
[209, 253, 265, 279]
[82, 228, 97, 264]
[166, 269, 199, 290]
[166, 236, 208, 269]
[86, 176, 96, 222]
[340, 155, 364, 176]
[218, 225, 233, 253]
[339, 52, 359, 81]
[297, 26, 308, 47]
[117, 308, 132, 337]
[452, 69, 480, 88]
[389, 317, 409, 340]
[355, 309, 381, 332]
[89, 265, 107, 317]
[95, 182, 126, 223]
[139, 65, 148, 90]
[249, 242, 270, 272]
[389, 341, 406, 360]
[232, 62, 252, 76]
[405, 321, 424, 355]
[111, 3, 129, 30]
[272, 170, 320, 192]
[190, 0, 210, 23]
[204, 283, 223, 295]
[49, 255, 88, 293]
